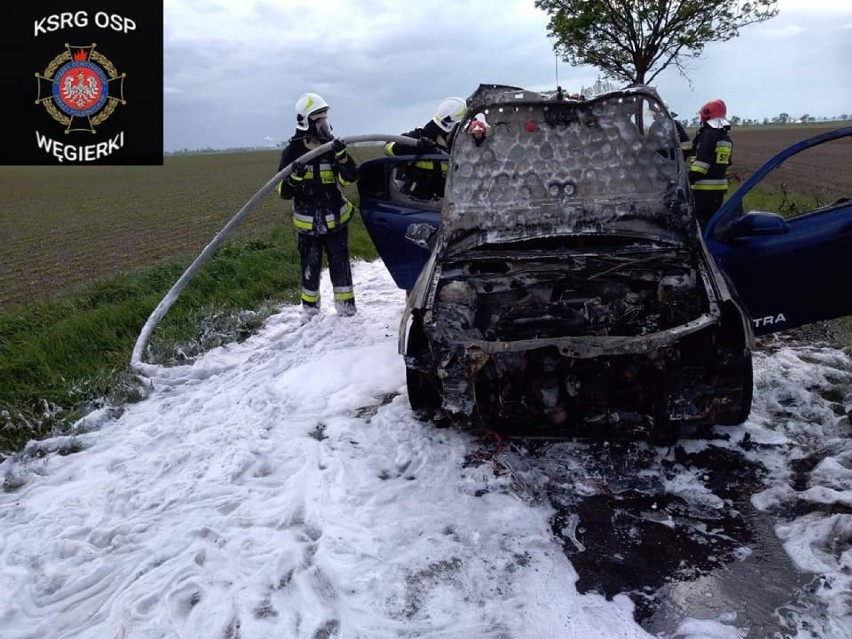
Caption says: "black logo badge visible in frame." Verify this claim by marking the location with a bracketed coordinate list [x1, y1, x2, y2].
[3, 3, 163, 165]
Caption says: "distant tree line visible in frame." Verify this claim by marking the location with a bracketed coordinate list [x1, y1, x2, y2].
[684, 113, 851, 128]
[166, 146, 277, 156]
[577, 78, 850, 129]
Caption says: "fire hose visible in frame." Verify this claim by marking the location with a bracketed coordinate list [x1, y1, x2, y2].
[130, 134, 419, 374]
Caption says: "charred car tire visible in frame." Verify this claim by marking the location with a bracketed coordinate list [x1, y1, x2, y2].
[406, 367, 441, 421]
[405, 322, 441, 421]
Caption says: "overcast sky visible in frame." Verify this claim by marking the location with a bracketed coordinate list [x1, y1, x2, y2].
[162, 0, 852, 152]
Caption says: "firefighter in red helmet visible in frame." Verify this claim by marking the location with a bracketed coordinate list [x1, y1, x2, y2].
[689, 99, 733, 229]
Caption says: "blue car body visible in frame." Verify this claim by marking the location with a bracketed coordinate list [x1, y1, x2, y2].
[704, 126, 852, 335]
[357, 156, 443, 291]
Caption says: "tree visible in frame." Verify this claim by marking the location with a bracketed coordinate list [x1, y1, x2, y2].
[536, 0, 778, 85]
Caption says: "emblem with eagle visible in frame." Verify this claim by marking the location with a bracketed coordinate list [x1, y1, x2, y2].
[35, 44, 126, 134]
[61, 69, 103, 110]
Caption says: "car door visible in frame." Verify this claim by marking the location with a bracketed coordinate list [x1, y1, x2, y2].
[705, 126, 852, 335]
[358, 156, 443, 290]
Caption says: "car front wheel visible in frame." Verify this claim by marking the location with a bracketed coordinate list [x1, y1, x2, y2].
[405, 322, 441, 421]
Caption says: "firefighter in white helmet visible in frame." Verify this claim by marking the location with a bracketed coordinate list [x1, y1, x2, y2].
[384, 96, 467, 201]
[277, 92, 359, 318]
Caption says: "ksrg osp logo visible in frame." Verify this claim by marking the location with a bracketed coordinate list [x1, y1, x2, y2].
[33, 11, 135, 163]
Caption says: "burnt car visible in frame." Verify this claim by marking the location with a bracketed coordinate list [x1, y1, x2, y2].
[361, 120, 852, 336]
[361, 85, 755, 440]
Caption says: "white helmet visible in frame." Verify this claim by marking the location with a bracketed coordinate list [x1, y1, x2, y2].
[295, 92, 330, 131]
[432, 97, 467, 133]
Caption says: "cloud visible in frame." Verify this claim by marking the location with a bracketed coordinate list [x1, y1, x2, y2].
[161, 0, 852, 151]
[760, 24, 805, 38]
[777, 0, 852, 14]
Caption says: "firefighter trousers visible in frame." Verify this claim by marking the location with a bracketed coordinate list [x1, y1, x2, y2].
[297, 227, 356, 315]
[693, 191, 725, 230]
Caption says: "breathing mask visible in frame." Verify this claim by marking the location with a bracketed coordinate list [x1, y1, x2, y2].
[310, 112, 334, 143]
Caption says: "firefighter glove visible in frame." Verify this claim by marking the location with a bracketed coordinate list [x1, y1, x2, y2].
[288, 160, 307, 185]
[331, 138, 347, 154]
[416, 137, 437, 154]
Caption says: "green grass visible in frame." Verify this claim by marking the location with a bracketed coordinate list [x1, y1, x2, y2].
[0, 213, 379, 459]
[732, 186, 817, 219]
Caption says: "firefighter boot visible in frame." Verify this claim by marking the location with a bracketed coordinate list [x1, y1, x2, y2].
[335, 299, 357, 317]
[300, 302, 320, 323]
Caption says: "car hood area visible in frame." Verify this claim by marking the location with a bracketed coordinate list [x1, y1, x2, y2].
[420, 239, 722, 352]
[440, 86, 696, 254]
[402, 235, 753, 435]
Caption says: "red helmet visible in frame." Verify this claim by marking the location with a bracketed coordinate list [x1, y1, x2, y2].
[699, 99, 727, 122]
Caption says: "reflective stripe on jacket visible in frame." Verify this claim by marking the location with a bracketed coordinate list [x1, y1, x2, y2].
[277, 139, 358, 234]
[689, 125, 732, 192]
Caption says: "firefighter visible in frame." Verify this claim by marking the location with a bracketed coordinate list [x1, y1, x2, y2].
[384, 96, 467, 200]
[648, 101, 692, 161]
[277, 92, 359, 318]
[669, 108, 693, 161]
[689, 99, 733, 229]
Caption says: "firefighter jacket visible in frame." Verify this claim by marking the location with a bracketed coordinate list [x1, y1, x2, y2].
[688, 124, 732, 193]
[675, 120, 692, 161]
[277, 138, 358, 235]
[384, 121, 450, 201]
[384, 120, 453, 156]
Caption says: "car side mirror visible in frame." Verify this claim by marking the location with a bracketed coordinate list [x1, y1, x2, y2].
[405, 222, 438, 249]
[729, 212, 790, 238]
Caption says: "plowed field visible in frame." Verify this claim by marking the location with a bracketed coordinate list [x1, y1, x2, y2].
[0, 148, 378, 311]
[727, 124, 851, 198]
